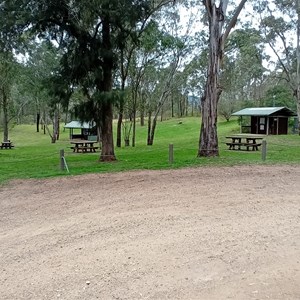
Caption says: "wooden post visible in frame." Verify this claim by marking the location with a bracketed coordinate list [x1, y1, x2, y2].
[60, 149, 65, 170]
[262, 140, 267, 161]
[169, 144, 174, 164]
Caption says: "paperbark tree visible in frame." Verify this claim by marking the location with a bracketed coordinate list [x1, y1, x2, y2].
[198, 0, 248, 157]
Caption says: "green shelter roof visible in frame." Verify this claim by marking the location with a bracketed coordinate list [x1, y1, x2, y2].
[232, 107, 296, 117]
[64, 121, 95, 129]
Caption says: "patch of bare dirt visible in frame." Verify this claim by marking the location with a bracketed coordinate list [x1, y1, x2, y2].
[0, 165, 300, 299]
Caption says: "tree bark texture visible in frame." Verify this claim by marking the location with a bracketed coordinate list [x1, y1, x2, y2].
[100, 102, 116, 161]
[148, 117, 157, 146]
[198, 0, 247, 156]
[98, 14, 116, 161]
[198, 2, 224, 157]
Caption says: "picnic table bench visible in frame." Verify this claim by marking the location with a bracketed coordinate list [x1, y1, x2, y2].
[226, 135, 264, 151]
[70, 140, 98, 153]
[0, 141, 14, 149]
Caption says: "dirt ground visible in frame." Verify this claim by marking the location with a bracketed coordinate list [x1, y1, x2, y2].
[0, 165, 300, 300]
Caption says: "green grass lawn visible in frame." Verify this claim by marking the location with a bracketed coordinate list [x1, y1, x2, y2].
[1, 117, 299, 184]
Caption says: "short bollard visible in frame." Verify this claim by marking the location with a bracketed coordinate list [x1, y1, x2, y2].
[60, 149, 65, 170]
[60, 149, 70, 172]
[169, 144, 174, 164]
[262, 140, 267, 161]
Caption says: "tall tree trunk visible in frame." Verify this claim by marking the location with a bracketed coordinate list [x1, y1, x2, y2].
[198, 3, 223, 157]
[132, 109, 137, 147]
[147, 111, 152, 145]
[140, 93, 145, 126]
[185, 96, 188, 116]
[116, 104, 123, 147]
[140, 110, 145, 126]
[148, 116, 157, 146]
[52, 109, 59, 143]
[2, 89, 9, 142]
[43, 110, 46, 135]
[100, 102, 115, 161]
[117, 47, 125, 148]
[99, 13, 116, 161]
[297, 0, 300, 134]
[171, 94, 174, 117]
[198, 0, 247, 156]
[36, 112, 40, 133]
[198, 87, 220, 156]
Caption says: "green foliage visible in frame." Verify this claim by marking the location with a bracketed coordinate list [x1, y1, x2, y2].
[225, 28, 266, 85]
[1, 117, 300, 184]
[1, 0, 175, 121]
[264, 85, 295, 109]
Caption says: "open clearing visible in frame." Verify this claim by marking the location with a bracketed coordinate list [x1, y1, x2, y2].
[0, 165, 300, 300]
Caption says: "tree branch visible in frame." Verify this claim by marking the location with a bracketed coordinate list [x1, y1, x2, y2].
[222, 0, 248, 43]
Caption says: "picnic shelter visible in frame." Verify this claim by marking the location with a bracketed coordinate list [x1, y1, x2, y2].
[232, 107, 297, 135]
[64, 121, 97, 140]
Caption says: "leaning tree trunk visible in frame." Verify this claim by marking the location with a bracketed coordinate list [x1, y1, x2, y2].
[147, 111, 152, 145]
[148, 116, 157, 146]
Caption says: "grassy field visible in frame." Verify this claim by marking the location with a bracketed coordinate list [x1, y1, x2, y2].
[1, 117, 300, 184]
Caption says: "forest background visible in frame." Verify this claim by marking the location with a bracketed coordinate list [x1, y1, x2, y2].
[0, 0, 299, 162]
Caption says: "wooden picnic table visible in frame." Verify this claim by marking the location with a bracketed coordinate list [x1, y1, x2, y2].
[226, 134, 264, 151]
[70, 140, 98, 153]
[0, 141, 14, 149]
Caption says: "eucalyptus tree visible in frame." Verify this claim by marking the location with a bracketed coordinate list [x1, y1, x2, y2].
[115, 1, 177, 148]
[198, 0, 248, 157]
[219, 28, 266, 119]
[146, 47, 186, 145]
[124, 12, 187, 146]
[258, 0, 300, 133]
[119, 20, 167, 147]
[145, 6, 192, 145]
[18, 42, 62, 140]
[183, 50, 208, 115]
[0, 3, 19, 142]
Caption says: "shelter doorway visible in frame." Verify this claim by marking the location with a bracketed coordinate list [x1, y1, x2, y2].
[251, 116, 267, 134]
